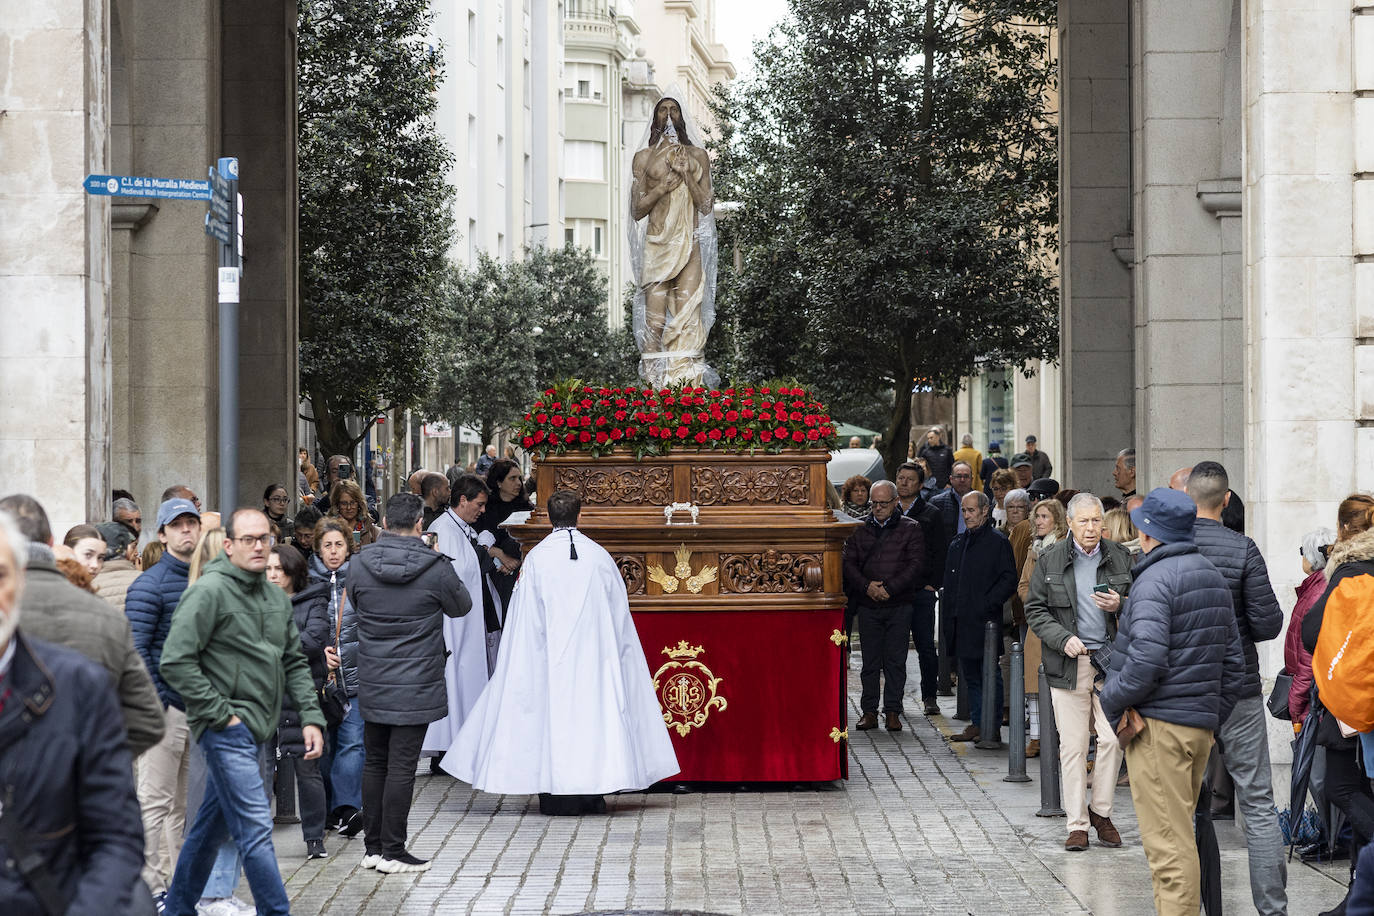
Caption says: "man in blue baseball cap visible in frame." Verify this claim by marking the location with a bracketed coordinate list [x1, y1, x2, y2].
[1100, 487, 1245, 915]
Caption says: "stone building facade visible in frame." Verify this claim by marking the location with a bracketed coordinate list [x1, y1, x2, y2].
[1, 0, 298, 534]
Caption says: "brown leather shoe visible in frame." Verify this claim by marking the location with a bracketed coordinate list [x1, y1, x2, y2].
[1090, 811, 1122, 848]
[1026, 739, 1040, 758]
[949, 725, 980, 742]
[1065, 830, 1089, 851]
[885, 712, 902, 732]
[855, 712, 879, 730]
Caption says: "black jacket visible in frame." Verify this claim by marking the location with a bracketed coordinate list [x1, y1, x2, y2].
[843, 514, 925, 608]
[901, 498, 946, 591]
[347, 532, 472, 725]
[0, 635, 145, 916]
[1023, 538, 1134, 690]
[918, 443, 955, 489]
[1100, 542, 1246, 731]
[1190, 517, 1283, 699]
[942, 524, 1017, 659]
[927, 487, 966, 546]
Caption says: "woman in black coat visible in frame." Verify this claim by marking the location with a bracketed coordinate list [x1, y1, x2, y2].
[267, 545, 332, 859]
[917, 427, 955, 490]
[478, 458, 533, 611]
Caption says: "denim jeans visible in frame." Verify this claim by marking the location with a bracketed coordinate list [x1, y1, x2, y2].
[1216, 695, 1287, 915]
[186, 737, 271, 899]
[324, 700, 364, 812]
[164, 723, 289, 916]
[959, 656, 1002, 732]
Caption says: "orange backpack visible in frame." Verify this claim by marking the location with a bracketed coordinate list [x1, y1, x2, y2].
[1312, 573, 1374, 732]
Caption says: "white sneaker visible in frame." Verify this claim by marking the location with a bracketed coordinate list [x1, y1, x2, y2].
[196, 899, 255, 916]
[376, 852, 431, 874]
[361, 853, 382, 869]
[229, 898, 256, 916]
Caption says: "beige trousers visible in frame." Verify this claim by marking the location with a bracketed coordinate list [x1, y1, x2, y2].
[136, 704, 191, 893]
[1124, 717, 1213, 916]
[1048, 654, 1121, 832]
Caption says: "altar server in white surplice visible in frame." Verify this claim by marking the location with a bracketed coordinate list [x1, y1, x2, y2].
[423, 475, 501, 759]
[442, 489, 680, 815]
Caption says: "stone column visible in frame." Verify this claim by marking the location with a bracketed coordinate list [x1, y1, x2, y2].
[1058, 0, 1134, 495]
[1130, 0, 1241, 489]
[0, 0, 111, 532]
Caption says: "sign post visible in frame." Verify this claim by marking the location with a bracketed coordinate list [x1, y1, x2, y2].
[86, 159, 245, 514]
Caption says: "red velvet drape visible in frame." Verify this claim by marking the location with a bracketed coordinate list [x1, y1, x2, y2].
[631, 608, 848, 782]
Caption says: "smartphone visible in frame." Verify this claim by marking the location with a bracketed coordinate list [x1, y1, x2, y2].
[421, 532, 439, 549]
[351, 529, 361, 546]
[1092, 583, 1112, 594]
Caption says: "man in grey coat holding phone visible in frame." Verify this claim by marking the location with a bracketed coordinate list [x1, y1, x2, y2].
[1024, 492, 1134, 852]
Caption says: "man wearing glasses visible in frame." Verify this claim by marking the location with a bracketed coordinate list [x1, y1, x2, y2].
[160, 508, 324, 916]
[843, 480, 926, 732]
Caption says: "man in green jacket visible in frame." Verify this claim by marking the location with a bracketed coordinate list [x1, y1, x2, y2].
[160, 508, 324, 916]
[1024, 492, 1134, 854]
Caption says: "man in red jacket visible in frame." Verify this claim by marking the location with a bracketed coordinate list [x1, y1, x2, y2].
[843, 480, 926, 733]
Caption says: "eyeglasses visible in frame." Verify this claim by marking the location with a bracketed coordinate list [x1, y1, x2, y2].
[233, 534, 276, 548]
[871, 498, 897, 507]
[267, 496, 290, 504]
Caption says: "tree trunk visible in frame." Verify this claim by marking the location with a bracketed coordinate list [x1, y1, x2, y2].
[307, 387, 374, 465]
[880, 388, 913, 480]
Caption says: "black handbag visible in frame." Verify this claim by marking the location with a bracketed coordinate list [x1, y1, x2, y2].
[1267, 669, 1294, 721]
[318, 676, 348, 728]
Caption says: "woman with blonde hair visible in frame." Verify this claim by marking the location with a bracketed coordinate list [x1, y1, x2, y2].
[327, 478, 377, 552]
[1103, 507, 1140, 554]
[1015, 498, 1068, 757]
[187, 526, 226, 584]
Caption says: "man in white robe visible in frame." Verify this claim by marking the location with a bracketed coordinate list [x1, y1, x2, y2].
[422, 475, 500, 760]
[442, 489, 680, 814]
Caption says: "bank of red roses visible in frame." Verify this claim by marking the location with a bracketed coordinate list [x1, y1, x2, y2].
[516, 382, 840, 459]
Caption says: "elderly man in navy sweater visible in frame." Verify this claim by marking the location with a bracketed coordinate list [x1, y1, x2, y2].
[1101, 488, 1245, 916]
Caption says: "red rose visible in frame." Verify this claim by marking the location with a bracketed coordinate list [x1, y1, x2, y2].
[759, 411, 773, 421]
[676, 426, 689, 439]
[610, 428, 623, 440]
[595, 416, 607, 427]
[564, 432, 577, 444]
[535, 412, 548, 423]
[760, 430, 773, 443]
[582, 416, 593, 428]
[790, 411, 803, 422]
[614, 410, 627, 421]
[663, 395, 676, 405]
[580, 399, 593, 409]
[534, 430, 546, 443]
[761, 387, 772, 394]
[774, 426, 788, 439]
[551, 415, 566, 427]
[742, 428, 754, 440]
[595, 431, 609, 444]
[804, 415, 817, 427]
[807, 429, 821, 441]
[694, 431, 708, 444]
[708, 429, 722, 441]
[648, 425, 661, 436]
[627, 426, 639, 437]
[725, 425, 738, 438]
[544, 388, 555, 396]
[726, 410, 739, 421]
[660, 428, 673, 439]
[792, 430, 805, 443]
[681, 411, 694, 424]
[742, 408, 755, 419]
[615, 399, 628, 408]
[579, 431, 592, 443]
[697, 412, 710, 423]
[521, 436, 534, 448]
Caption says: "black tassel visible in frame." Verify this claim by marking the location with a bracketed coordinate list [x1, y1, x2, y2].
[568, 529, 578, 560]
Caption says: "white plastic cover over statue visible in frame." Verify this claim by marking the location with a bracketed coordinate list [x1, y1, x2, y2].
[627, 86, 719, 389]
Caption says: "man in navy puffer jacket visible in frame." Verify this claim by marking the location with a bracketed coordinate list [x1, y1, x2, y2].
[1185, 461, 1287, 914]
[124, 496, 202, 900]
[1101, 487, 1244, 916]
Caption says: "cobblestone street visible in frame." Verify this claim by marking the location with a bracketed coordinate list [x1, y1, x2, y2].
[276, 655, 1349, 915]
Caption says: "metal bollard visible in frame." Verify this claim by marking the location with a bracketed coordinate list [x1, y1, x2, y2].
[274, 754, 300, 824]
[1036, 664, 1065, 816]
[1005, 642, 1031, 782]
[975, 620, 1003, 749]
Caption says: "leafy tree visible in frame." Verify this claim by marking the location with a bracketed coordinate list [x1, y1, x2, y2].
[710, 0, 1059, 474]
[426, 245, 636, 447]
[297, 0, 455, 459]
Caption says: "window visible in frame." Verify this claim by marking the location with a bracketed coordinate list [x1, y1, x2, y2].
[496, 135, 505, 185]
[593, 224, 603, 255]
[467, 11, 477, 62]
[566, 219, 608, 258]
[564, 61, 606, 101]
[498, 232, 507, 259]
[523, 61, 531, 108]
[496, 36, 505, 86]
[524, 154, 532, 202]
[565, 140, 606, 181]
[468, 219, 477, 265]
[467, 115, 477, 168]
[565, 228, 575, 246]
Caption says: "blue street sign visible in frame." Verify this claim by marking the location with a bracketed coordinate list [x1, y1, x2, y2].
[84, 174, 211, 200]
[204, 212, 231, 245]
[218, 157, 239, 180]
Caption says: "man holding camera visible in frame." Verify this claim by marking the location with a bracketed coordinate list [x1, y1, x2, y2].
[1024, 492, 1133, 852]
[347, 493, 470, 873]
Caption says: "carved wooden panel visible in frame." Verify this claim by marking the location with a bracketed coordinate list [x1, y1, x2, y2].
[719, 549, 823, 594]
[616, 555, 646, 595]
[554, 466, 672, 506]
[692, 465, 809, 506]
